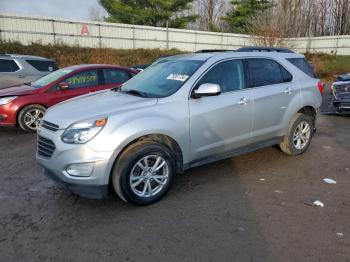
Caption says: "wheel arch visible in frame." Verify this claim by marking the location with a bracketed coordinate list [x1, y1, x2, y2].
[113, 133, 184, 175]
[297, 106, 317, 127]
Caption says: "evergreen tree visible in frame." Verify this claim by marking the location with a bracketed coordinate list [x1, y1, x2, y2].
[99, 0, 197, 28]
[223, 0, 273, 33]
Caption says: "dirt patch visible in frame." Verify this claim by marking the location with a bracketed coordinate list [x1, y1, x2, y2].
[0, 105, 349, 261]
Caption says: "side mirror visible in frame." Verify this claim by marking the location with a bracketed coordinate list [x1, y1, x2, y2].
[58, 82, 69, 90]
[192, 83, 221, 99]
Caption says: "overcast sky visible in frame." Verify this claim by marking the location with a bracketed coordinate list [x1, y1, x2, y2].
[1, 0, 106, 20]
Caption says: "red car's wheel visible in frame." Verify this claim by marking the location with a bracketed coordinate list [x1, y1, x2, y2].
[18, 104, 46, 132]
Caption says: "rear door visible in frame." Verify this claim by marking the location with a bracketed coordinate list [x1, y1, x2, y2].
[45, 69, 100, 106]
[246, 58, 296, 142]
[0, 58, 23, 89]
[189, 59, 254, 161]
[100, 68, 133, 90]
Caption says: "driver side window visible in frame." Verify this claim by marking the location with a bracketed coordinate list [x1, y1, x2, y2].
[197, 60, 246, 93]
[61, 70, 99, 89]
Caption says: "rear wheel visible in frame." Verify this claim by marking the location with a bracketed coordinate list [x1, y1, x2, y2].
[18, 104, 46, 132]
[280, 113, 314, 156]
[112, 141, 176, 205]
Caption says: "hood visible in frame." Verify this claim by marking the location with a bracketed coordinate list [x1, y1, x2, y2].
[0, 85, 41, 97]
[44, 90, 158, 129]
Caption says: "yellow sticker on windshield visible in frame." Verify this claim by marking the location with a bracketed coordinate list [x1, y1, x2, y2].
[166, 74, 189, 82]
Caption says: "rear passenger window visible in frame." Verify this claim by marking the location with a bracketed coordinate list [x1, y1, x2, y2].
[287, 58, 316, 78]
[197, 60, 245, 93]
[247, 59, 286, 87]
[103, 69, 131, 84]
[26, 60, 58, 72]
[0, 59, 20, 72]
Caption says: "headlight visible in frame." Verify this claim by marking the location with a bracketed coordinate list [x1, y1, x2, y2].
[0, 96, 17, 106]
[61, 118, 107, 144]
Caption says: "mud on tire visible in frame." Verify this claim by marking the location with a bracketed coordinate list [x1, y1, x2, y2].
[279, 113, 314, 156]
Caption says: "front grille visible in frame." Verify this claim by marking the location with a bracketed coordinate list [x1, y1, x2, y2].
[333, 83, 350, 98]
[41, 120, 59, 132]
[37, 135, 56, 158]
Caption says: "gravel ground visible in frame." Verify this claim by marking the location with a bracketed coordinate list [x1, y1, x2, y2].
[0, 95, 349, 262]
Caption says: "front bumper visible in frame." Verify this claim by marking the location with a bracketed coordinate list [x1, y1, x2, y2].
[38, 165, 109, 199]
[36, 127, 119, 199]
[0, 103, 17, 126]
[331, 83, 350, 112]
[330, 96, 350, 112]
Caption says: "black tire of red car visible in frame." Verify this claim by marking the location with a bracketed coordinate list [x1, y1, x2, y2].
[112, 140, 176, 206]
[279, 113, 314, 156]
[18, 104, 46, 132]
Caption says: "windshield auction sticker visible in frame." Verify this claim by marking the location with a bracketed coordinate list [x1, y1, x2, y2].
[167, 74, 189, 82]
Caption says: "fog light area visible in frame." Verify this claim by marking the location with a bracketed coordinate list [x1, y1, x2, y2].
[66, 162, 95, 177]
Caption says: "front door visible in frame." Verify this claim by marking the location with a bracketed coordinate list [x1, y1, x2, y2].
[189, 59, 253, 161]
[46, 69, 100, 106]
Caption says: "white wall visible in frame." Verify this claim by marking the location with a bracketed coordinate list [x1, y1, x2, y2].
[1, 13, 350, 55]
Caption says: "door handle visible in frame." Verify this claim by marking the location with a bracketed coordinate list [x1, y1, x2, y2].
[18, 75, 25, 78]
[237, 97, 249, 105]
[284, 87, 292, 94]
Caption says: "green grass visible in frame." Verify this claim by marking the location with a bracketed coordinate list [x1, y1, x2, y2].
[305, 53, 350, 81]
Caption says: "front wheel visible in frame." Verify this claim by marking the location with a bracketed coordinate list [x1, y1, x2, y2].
[279, 113, 314, 156]
[18, 104, 46, 132]
[112, 141, 176, 205]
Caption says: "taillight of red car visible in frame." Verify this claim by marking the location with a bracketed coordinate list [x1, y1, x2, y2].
[317, 81, 324, 95]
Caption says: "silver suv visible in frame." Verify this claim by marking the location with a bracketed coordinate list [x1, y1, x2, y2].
[36, 48, 323, 205]
[0, 54, 58, 89]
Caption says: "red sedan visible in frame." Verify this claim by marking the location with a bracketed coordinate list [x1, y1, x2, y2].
[0, 64, 138, 131]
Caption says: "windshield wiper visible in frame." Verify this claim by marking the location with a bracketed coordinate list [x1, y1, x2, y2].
[118, 89, 148, 98]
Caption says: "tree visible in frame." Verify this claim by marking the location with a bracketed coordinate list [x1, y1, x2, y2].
[99, 0, 198, 28]
[88, 4, 106, 21]
[223, 0, 273, 33]
[193, 0, 227, 31]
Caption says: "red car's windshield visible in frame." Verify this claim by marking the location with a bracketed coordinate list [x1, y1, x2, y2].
[31, 68, 75, 88]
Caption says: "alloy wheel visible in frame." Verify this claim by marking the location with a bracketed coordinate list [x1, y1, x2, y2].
[129, 155, 169, 198]
[293, 121, 311, 150]
[24, 109, 44, 131]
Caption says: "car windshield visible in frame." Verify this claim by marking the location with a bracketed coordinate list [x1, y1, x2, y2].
[31, 68, 75, 88]
[120, 59, 204, 98]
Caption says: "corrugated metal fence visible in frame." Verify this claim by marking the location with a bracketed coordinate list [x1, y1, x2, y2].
[1, 13, 350, 55]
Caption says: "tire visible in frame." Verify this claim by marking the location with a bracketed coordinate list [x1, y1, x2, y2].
[18, 104, 46, 132]
[279, 113, 314, 156]
[112, 141, 176, 205]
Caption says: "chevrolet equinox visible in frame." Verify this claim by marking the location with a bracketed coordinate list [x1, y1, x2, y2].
[36, 47, 323, 205]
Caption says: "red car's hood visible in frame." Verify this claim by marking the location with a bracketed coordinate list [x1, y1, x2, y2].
[0, 85, 41, 97]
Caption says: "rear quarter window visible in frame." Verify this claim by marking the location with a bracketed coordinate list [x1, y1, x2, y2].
[287, 58, 316, 78]
[0, 59, 20, 72]
[26, 60, 58, 72]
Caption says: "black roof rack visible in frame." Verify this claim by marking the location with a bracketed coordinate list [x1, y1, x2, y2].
[236, 46, 295, 53]
[195, 49, 235, 53]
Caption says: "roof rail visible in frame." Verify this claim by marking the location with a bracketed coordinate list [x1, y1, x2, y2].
[236, 46, 295, 53]
[195, 49, 235, 53]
